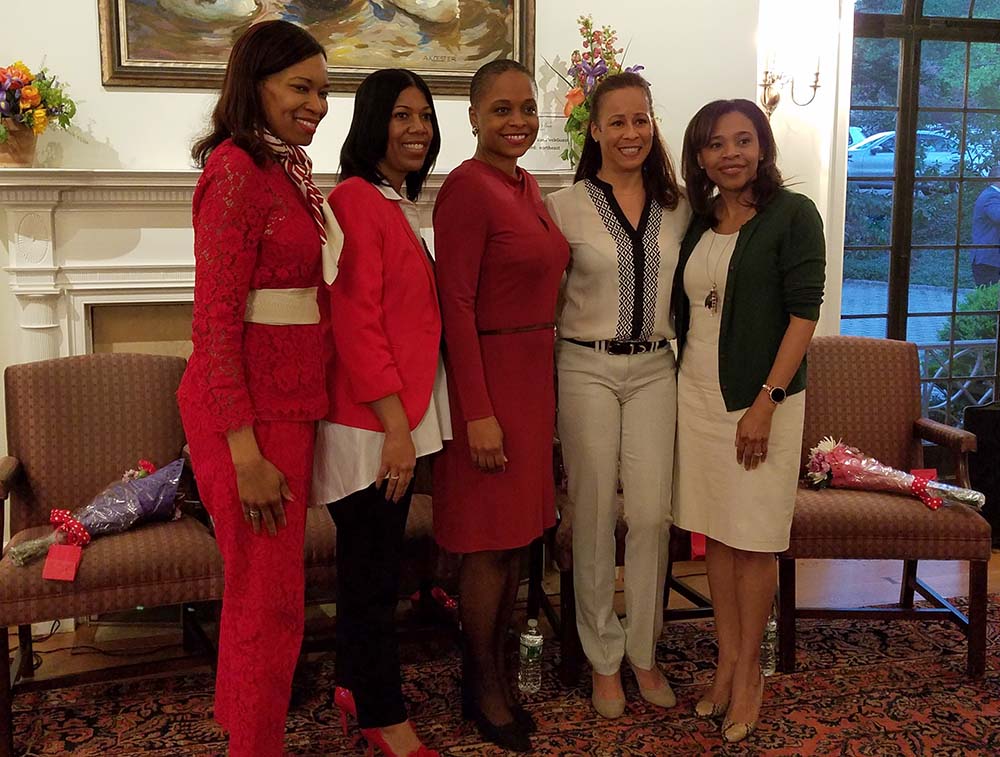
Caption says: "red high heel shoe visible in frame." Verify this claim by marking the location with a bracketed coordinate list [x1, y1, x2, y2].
[334, 686, 358, 736]
[360, 726, 440, 757]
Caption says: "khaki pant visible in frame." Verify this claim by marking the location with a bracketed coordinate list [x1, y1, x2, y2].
[556, 340, 677, 673]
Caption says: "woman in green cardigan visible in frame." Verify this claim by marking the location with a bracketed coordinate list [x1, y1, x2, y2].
[671, 99, 825, 744]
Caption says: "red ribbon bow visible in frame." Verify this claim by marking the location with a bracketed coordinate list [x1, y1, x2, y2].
[910, 476, 943, 510]
[49, 509, 92, 546]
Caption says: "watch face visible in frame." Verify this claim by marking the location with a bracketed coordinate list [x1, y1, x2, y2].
[770, 386, 787, 403]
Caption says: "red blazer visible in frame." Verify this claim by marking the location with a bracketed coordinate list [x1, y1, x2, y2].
[324, 177, 440, 431]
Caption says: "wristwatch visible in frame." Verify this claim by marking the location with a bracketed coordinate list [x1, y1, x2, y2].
[762, 383, 786, 405]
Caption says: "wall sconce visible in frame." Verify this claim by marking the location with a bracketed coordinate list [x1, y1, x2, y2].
[759, 61, 821, 118]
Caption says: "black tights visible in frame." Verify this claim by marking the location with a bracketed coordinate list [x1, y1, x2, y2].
[459, 548, 522, 725]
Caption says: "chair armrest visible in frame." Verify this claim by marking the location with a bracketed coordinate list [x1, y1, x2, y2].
[0, 455, 21, 500]
[913, 418, 977, 488]
[914, 418, 977, 454]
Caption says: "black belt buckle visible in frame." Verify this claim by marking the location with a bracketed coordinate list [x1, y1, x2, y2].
[607, 341, 643, 355]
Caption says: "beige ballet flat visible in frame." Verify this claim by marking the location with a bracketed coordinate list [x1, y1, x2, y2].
[628, 662, 676, 709]
[591, 671, 626, 719]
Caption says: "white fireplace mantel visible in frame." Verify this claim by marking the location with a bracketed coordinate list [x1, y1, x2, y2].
[0, 168, 574, 362]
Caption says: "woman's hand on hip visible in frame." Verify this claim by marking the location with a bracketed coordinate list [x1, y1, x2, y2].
[378, 429, 416, 502]
[735, 398, 776, 471]
[233, 456, 292, 536]
[467, 416, 506, 473]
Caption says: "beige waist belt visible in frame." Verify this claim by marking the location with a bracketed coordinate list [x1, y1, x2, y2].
[244, 287, 320, 325]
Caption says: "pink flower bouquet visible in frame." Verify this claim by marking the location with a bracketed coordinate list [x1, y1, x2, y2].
[804, 437, 985, 511]
[8, 458, 184, 567]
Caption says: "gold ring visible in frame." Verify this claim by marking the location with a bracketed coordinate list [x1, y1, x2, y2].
[249, 509, 261, 518]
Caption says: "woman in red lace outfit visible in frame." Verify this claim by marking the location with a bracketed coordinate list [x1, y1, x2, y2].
[177, 21, 337, 757]
[433, 59, 570, 753]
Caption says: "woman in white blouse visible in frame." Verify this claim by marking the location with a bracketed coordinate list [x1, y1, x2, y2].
[545, 72, 690, 719]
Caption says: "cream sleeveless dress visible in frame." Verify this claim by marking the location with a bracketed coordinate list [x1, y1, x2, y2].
[672, 229, 806, 552]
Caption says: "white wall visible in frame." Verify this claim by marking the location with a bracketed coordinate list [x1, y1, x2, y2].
[4, 1, 760, 171]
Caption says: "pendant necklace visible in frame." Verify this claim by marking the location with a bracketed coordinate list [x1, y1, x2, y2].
[703, 231, 734, 316]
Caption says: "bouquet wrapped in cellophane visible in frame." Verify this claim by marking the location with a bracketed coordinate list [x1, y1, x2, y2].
[8, 458, 184, 567]
[804, 437, 985, 511]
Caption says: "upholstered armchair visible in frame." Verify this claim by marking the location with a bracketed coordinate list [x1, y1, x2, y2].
[778, 335, 991, 677]
[0, 353, 225, 756]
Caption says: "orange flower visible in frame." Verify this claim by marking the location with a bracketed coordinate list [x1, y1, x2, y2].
[563, 87, 585, 117]
[7, 61, 33, 86]
[20, 85, 41, 109]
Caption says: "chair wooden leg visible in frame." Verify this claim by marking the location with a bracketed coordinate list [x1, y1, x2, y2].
[899, 559, 919, 609]
[527, 537, 543, 622]
[558, 568, 582, 687]
[1, 629, 14, 757]
[777, 557, 797, 674]
[15, 627, 31, 681]
[967, 560, 988, 678]
[663, 550, 674, 608]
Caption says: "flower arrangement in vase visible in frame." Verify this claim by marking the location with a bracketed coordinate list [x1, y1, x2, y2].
[553, 16, 644, 167]
[0, 61, 76, 167]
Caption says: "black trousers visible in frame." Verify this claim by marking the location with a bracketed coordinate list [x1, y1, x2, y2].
[329, 482, 412, 728]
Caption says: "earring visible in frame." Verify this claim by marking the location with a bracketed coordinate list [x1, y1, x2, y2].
[472, 126, 479, 137]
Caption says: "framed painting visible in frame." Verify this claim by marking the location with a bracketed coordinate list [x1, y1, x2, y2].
[98, 0, 535, 94]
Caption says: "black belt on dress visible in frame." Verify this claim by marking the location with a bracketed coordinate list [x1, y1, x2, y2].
[478, 322, 556, 336]
[563, 337, 669, 355]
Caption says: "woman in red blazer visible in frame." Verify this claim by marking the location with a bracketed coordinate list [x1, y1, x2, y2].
[312, 69, 444, 757]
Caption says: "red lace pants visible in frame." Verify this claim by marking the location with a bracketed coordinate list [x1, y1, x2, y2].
[184, 417, 315, 757]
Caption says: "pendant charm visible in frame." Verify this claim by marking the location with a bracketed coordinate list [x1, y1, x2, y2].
[704, 286, 719, 315]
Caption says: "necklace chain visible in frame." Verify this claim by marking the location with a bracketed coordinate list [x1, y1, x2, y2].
[702, 231, 736, 316]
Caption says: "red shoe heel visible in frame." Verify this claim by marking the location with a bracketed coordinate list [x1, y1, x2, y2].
[359, 726, 440, 757]
[334, 686, 358, 737]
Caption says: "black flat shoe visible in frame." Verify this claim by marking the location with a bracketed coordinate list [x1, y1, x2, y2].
[472, 709, 531, 753]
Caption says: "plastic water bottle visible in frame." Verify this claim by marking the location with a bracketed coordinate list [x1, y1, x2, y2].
[760, 603, 778, 677]
[517, 618, 544, 694]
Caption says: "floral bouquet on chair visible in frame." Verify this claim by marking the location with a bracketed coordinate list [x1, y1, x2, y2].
[803, 437, 984, 511]
[8, 458, 185, 567]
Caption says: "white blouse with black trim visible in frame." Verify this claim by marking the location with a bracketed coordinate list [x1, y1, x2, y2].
[545, 177, 691, 343]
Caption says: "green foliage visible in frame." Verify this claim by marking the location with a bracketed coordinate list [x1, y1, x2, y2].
[939, 283, 1000, 343]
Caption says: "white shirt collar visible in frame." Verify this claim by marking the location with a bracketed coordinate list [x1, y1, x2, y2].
[376, 182, 410, 203]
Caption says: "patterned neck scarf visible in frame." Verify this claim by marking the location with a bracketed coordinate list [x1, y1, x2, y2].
[261, 129, 343, 284]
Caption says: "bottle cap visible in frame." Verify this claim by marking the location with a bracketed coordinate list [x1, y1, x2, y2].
[527, 618, 538, 629]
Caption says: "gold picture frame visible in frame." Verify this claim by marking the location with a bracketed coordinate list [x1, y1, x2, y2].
[98, 0, 535, 94]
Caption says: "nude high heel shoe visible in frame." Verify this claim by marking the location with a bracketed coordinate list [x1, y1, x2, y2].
[721, 674, 764, 744]
[627, 662, 676, 709]
[590, 670, 626, 719]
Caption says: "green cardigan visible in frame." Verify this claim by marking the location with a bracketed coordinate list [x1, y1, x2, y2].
[672, 188, 826, 412]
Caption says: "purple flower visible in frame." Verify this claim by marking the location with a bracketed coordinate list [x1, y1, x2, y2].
[625, 64, 645, 75]
[0, 97, 11, 118]
[575, 58, 608, 94]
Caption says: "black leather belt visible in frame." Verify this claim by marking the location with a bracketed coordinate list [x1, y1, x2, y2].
[563, 338, 669, 355]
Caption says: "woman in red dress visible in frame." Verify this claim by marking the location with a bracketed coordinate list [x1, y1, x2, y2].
[177, 21, 337, 757]
[433, 59, 570, 753]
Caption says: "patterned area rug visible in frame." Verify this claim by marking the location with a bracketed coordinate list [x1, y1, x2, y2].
[13, 597, 1000, 756]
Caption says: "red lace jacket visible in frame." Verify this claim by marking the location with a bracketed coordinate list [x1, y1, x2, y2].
[178, 140, 328, 433]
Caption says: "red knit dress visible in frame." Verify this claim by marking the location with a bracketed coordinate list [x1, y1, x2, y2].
[432, 159, 570, 553]
[177, 140, 326, 757]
